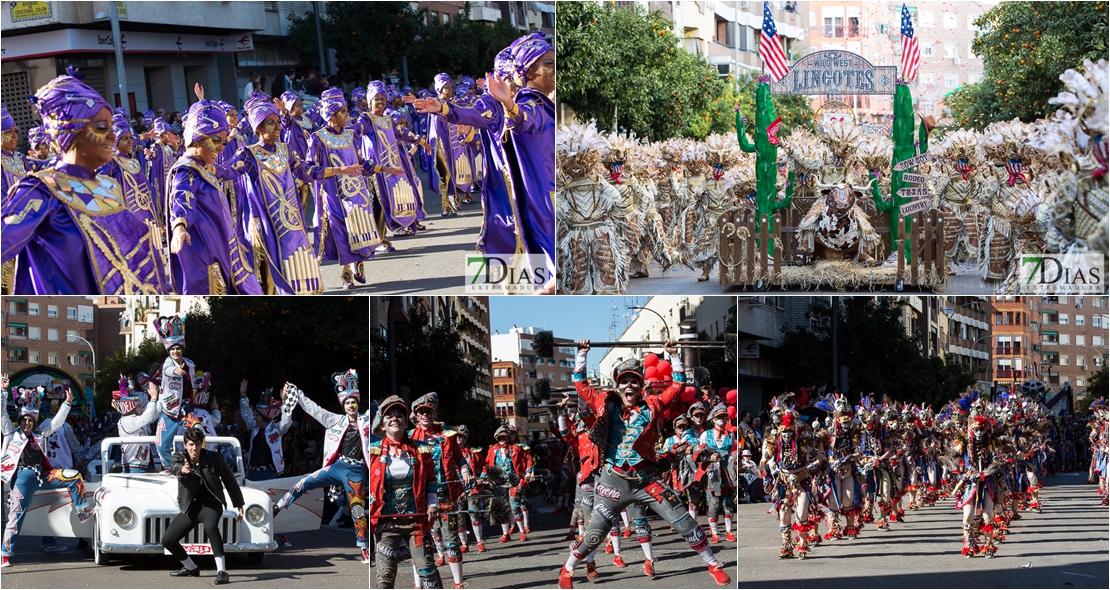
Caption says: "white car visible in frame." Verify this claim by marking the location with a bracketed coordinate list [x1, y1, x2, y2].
[18, 435, 325, 566]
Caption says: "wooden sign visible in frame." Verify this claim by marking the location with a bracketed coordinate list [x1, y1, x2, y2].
[770, 50, 898, 96]
[899, 197, 933, 216]
[902, 173, 929, 184]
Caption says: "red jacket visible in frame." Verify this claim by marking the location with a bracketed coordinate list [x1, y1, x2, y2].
[368, 437, 437, 537]
[560, 412, 600, 483]
[574, 378, 683, 467]
[410, 424, 466, 500]
[460, 445, 485, 496]
[483, 442, 529, 479]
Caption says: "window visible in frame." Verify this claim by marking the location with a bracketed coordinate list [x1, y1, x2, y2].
[29, 351, 39, 363]
[1076, 316, 1085, 326]
[1013, 358, 1023, 371]
[1076, 297, 1085, 308]
[923, 44, 934, 57]
[967, 15, 979, 31]
[28, 303, 39, 316]
[944, 43, 957, 59]
[48, 328, 58, 341]
[68, 354, 78, 366]
[548, 359, 555, 366]
[78, 305, 93, 322]
[739, 25, 748, 51]
[823, 16, 844, 38]
[1060, 354, 1069, 366]
[47, 305, 58, 318]
[848, 16, 859, 37]
[1061, 333, 1071, 345]
[29, 326, 41, 340]
[1077, 377, 1086, 387]
[67, 307, 77, 320]
[1060, 314, 1069, 325]
[945, 74, 958, 89]
[1096, 335, 1105, 346]
[919, 10, 934, 27]
[968, 72, 982, 84]
[1096, 356, 1104, 367]
[48, 352, 59, 366]
[1077, 335, 1086, 347]
[1077, 356, 1086, 368]
[943, 12, 957, 30]
[441, 12, 449, 24]
[430, 11, 438, 22]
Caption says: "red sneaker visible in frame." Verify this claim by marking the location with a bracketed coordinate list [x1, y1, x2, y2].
[708, 564, 731, 585]
[622, 528, 632, 538]
[520, 532, 528, 541]
[613, 555, 627, 568]
[460, 544, 469, 553]
[524, 527, 531, 533]
[499, 534, 511, 543]
[453, 584, 465, 589]
[558, 566, 574, 589]
[725, 532, 737, 542]
[643, 559, 655, 578]
[605, 539, 613, 553]
[476, 542, 486, 552]
[586, 563, 598, 580]
[0, 556, 9, 568]
[436, 556, 445, 567]
[711, 534, 720, 543]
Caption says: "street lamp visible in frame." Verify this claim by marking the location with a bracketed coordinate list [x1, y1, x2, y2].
[67, 334, 96, 388]
[626, 306, 670, 340]
[95, 4, 128, 112]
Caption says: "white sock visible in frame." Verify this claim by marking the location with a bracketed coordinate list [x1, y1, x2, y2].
[458, 529, 468, 544]
[411, 563, 420, 589]
[447, 560, 463, 584]
[522, 509, 531, 529]
[513, 516, 524, 532]
[181, 557, 198, 571]
[214, 556, 226, 572]
[621, 511, 630, 528]
[697, 545, 719, 566]
[709, 519, 718, 536]
[640, 541, 654, 561]
[689, 506, 697, 519]
[577, 522, 585, 536]
[472, 523, 483, 543]
[725, 516, 733, 533]
[501, 523, 510, 535]
[565, 552, 581, 572]
[610, 531, 621, 556]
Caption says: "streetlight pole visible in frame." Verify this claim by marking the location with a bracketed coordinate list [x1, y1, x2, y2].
[627, 306, 670, 340]
[68, 334, 96, 386]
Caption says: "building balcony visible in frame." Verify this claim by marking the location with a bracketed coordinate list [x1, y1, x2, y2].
[995, 345, 1023, 355]
[995, 369, 1024, 379]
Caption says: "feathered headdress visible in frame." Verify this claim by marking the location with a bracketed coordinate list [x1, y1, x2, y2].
[333, 369, 359, 403]
[819, 118, 863, 157]
[556, 121, 609, 178]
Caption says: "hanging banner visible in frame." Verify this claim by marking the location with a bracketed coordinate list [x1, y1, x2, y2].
[770, 50, 898, 96]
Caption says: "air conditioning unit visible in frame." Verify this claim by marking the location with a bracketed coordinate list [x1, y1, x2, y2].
[1081, 365, 1088, 371]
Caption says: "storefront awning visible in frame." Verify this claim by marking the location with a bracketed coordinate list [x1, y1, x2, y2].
[7, 346, 27, 352]
[8, 322, 27, 329]
[1, 28, 255, 61]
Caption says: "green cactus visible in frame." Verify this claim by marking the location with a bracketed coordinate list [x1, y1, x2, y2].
[735, 81, 793, 255]
[873, 83, 930, 263]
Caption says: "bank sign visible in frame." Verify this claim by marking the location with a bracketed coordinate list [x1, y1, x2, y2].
[769, 51, 898, 96]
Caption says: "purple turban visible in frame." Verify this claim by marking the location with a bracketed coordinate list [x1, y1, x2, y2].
[27, 126, 47, 148]
[510, 32, 552, 87]
[216, 101, 237, 114]
[183, 99, 229, 147]
[460, 75, 475, 88]
[366, 81, 387, 103]
[30, 67, 111, 153]
[318, 87, 347, 119]
[1, 104, 14, 132]
[402, 84, 412, 95]
[150, 117, 171, 135]
[494, 46, 514, 80]
[385, 108, 404, 123]
[351, 87, 367, 104]
[418, 89, 433, 99]
[113, 106, 128, 117]
[142, 109, 155, 123]
[110, 115, 132, 145]
[280, 91, 301, 110]
[387, 87, 402, 104]
[244, 96, 280, 132]
[434, 73, 453, 93]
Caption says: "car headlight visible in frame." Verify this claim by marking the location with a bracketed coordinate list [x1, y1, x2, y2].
[246, 504, 265, 525]
[113, 507, 134, 528]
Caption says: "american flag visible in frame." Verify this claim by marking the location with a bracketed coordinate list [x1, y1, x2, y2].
[760, 2, 789, 82]
[899, 3, 921, 81]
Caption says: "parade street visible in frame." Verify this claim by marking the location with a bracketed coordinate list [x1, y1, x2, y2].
[383, 498, 738, 588]
[736, 473, 1108, 589]
[0, 523, 368, 589]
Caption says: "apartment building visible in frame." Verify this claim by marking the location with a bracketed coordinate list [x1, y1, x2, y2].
[1037, 296, 1109, 395]
[4, 296, 97, 390]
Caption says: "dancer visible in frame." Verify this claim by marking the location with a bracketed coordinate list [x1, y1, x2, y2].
[154, 314, 198, 470]
[114, 375, 161, 473]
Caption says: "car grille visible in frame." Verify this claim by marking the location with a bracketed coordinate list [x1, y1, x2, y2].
[144, 516, 240, 545]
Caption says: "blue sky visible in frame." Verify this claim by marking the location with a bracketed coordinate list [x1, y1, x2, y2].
[488, 296, 654, 373]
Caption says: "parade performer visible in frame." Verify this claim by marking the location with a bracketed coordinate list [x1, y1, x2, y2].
[627, 142, 675, 278]
[309, 87, 390, 288]
[951, 412, 1007, 558]
[154, 314, 197, 470]
[1, 376, 95, 568]
[816, 393, 862, 540]
[114, 375, 161, 473]
[2, 68, 170, 294]
[555, 122, 627, 294]
[558, 339, 731, 588]
[600, 132, 639, 271]
[369, 395, 443, 589]
[161, 426, 244, 584]
[931, 129, 991, 268]
[359, 81, 425, 236]
[167, 87, 262, 294]
[698, 403, 737, 543]
[214, 101, 257, 276]
[219, 95, 348, 295]
[455, 425, 487, 552]
[144, 116, 181, 224]
[99, 113, 163, 231]
[410, 393, 473, 588]
[762, 396, 824, 559]
[273, 372, 371, 563]
[488, 32, 557, 270]
[426, 74, 464, 216]
[483, 425, 532, 545]
[279, 91, 317, 212]
[674, 140, 707, 265]
[692, 134, 742, 281]
[25, 126, 55, 172]
[240, 381, 295, 479]
[2, 106, 27, 201]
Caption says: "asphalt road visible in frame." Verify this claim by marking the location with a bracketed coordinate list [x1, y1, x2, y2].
[736, 471, 1108, 588]
[0, 523, 368, 589]
[379, 497, 738, 589]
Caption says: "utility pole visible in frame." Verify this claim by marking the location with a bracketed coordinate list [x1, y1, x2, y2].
[109, 2, 128, 110]
[313, 2, 327, 75]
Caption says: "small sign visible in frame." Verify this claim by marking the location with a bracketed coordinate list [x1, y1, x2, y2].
[10, 1, 51, 22]
[897, 187, 930, 198]
[738, 341, 760, 359]
[899, 197, 932, 216]
[770, 50, 897, 96]
[116, 2, 127, 19]
[902, 173, 929, 184]
[166, 544, 214, 555]
[894, 152, 932, 171]
[944, 306, 954, 316]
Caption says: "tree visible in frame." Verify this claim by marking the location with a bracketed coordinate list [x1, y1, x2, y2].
[944, 1, 1109, 129]
[720, 71, 814, 137]
[406, 13, 521, 88]
[557, 1, 730, 141]
[697, 307, 738, 392]
[1078, 365, 1109, 415]
[778, 298, 974, 408]
[369, 301, 500, 446]
[97, 338, 167, 410]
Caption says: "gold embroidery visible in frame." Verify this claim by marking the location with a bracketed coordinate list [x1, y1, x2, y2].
[3, 198, 44, 225]
[34, 171, 127, 216]
[207, 262, 227, 295]
[1, 260, 15, 295]
[249, 143, 290, 175]
[315, 127, 354, 150]
[280, 245, 324, 295]
[3, 152, 27, 176]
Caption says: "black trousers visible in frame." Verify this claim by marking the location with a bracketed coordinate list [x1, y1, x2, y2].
[162, 498, 226, 559]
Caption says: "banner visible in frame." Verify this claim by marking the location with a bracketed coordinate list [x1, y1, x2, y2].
[2, 28, 254, 61]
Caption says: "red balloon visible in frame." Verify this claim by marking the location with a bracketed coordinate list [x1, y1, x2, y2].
[681, 386, 697, 403]
[644, 366, 659, 380]
[727, 406, 737, 420]
[656, 361, 672, 376]
[726, 390, 738, 405]
[643, 353, 659, 368]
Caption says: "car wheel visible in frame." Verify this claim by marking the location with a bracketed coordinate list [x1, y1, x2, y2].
[247, 552, 265, 565]
[93, 517, 109, 566]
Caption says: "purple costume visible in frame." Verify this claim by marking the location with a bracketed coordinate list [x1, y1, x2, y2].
[97, 115, 161, 231]
[1, 104, 26, 202]
[358, 82, 423, 232]
[24, 127, 53, 173]
[308, 88, 381, 264]
[167, 100, 261, 295]
[215, 102, 256, 273]
[426, 73, 463, 213]
[1, 72, 170, 294]
[146, 118, 181, 230]
[220, 98, 324, 294]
